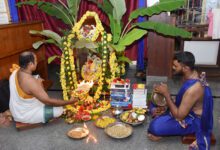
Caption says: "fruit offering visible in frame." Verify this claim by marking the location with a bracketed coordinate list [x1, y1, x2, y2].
[120, 108, 147, 125]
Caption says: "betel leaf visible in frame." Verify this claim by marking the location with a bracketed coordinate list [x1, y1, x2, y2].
[129, 0, 186, 20]
[119, 28, 147, 46]
[109, 0, 126, 23]
[29, 30, 62, 46]
[108, 14, 121, 44]
[135, 21, 192, 38]
[17, 1, 74, 26]
[48, 55, 60, 64]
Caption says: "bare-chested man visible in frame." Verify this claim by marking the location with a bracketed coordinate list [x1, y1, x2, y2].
[9, 52, 77, 124]
[148, 52, 213, 150]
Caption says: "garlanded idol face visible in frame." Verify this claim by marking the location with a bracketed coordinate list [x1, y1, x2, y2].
[172, 60, 184, 75]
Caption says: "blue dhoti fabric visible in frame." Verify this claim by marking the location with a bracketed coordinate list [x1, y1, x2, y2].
[148, 79, 213, 150]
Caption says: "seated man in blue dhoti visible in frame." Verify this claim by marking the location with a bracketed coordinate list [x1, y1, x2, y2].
[148, 51, 213, 150]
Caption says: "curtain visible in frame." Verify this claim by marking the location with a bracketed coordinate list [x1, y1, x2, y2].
[8, 0, 19, 22]
[137, 0, 147, 71]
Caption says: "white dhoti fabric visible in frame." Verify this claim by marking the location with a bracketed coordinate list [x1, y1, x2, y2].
[9, 70, 63, 124]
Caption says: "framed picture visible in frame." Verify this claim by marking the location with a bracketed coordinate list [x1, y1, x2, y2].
[0, 0, 11, 24]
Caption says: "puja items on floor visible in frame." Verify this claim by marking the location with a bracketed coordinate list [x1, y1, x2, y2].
[64, 81, 110, 123]
[120, 108, 147, 126]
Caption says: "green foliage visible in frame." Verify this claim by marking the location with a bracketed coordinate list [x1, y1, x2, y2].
[29, 30, 62, 46]
[108, 14, 121, 44]
[135, 21, 192, 38]
[32, 39, 58, 49]
[129, 0, 186, 20]
[48, 55, 60, 64]
[17, 0, 76, 26]
[109, 0, 126, 23]
[87, 0, 113, 15]
[67, 0, 81, 20]
[119, 28, 147, 46]
[118, 56, 132, 64]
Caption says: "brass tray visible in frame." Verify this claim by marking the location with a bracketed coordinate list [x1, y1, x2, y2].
[104, 122, 133, 139]
[67, 127, 89, 139]
[119, 111, 146, 126]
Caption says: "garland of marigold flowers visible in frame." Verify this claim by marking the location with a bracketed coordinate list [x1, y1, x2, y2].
[106, 52, 118, 87]
[93, 31, 108, 101]
[61, 11, 116, 108]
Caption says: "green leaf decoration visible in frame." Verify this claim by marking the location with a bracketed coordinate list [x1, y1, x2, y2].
[129, 0, 186, 20]
[32, 39, 58, 49]
[48, 55, 60, 64]
[119, 28, 147, 46]
[29, 30, 62, 46]
[17, 1, 74, 26]
[109, 0, 126, 23]
[135, 21, 192, 38]
[118, 56, 132, 64]
[110, 44, 125, 52]
[33, 41, 44, 49]
[87, 0, 113, 15]
[108, 14, 121, 44]
[67, 0, 81, 19]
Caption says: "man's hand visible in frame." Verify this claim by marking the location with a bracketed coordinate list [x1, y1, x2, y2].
[152, 107, 167, 118]
[154, 83, 170, 98]
[69, 97, 79, 104]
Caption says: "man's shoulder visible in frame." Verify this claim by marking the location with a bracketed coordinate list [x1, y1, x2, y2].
[186, 81, 204, 96]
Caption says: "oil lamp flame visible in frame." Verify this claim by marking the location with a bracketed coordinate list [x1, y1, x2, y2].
[86, 135, 97, 144]
[84, 123, 88, 129]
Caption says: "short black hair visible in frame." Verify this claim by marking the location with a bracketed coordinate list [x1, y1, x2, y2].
[174, 51, 195, 70]
[19, 52, 35, 69]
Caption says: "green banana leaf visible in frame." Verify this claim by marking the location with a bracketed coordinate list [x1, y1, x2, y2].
[17, 1, 74, 26]
[67, 0, 81, 20]
[129, 0, 186, 20]
[135, 21, 191, 38]
[118, 56, 132, 64]
[33, 39, 59, 49]
[87, 0, 113, 15]
[109, 0, 126, 23]
[119, 28, 147, 46]
[48, 55, 60, 64]
[108, 14, 122, 44]
[110, 44, 125, 52]
[29, 30, 62, 46]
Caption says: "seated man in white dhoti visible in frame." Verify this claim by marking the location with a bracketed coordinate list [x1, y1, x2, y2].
[9, 52, 77, 124]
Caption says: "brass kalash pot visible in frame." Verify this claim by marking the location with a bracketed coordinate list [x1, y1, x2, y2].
[151, 92, 167, 107]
